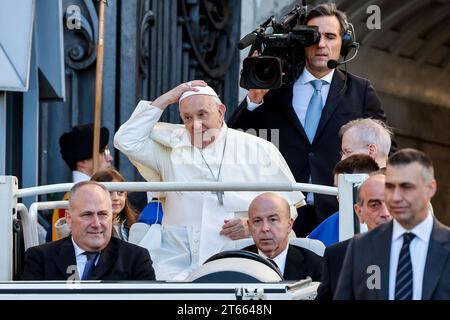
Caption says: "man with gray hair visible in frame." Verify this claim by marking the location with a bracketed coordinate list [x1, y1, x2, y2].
[340, 118, 393, 168]
[114, 80, 305, 280]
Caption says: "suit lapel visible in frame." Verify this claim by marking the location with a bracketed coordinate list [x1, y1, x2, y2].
[284, 245, 304, 280]
[373, 222, 393, 300]
[90, 238, 118, 280]
[278, 85, 310, 142]
[55, 237, 77, 279]
[422, 220, 450, 299]
[314, 70, 346, 143]
[243, 245, 258, 254]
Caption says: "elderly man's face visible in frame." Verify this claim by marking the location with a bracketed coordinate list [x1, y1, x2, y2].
[385, 163, 436, 229]
[179, 95, 226, 148]
[247, 194, 293, 259]
[66, 184, 113, 252]
[341, 128, 370, 160]
[354, 175, 391, 230]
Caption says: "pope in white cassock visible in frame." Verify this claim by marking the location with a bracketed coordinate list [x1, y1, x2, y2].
[114, 80, 306, 280]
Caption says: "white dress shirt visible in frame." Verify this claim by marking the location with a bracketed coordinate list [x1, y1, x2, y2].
[388, 212, 433, 300]
[258, 245, 289, 274]
[72, 170, 91, 183]
[71, 237, 100, 280]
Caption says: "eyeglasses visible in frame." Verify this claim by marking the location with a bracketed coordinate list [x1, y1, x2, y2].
[340, 144, 370, 157]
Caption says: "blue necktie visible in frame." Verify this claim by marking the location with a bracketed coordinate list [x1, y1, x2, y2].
[81, 252, 98, 280]
[395, 233, 415, 300]
[304, 80, 325, 143]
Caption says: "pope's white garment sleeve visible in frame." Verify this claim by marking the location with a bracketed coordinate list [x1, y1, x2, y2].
[114, 101, 167, 177]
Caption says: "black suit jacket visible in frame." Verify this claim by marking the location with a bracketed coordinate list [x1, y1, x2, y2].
[243, 244, 323, 281]
[315, 239, 350, 300]
[334, 219, 450, 300]
[229, 70, 387, 223]
[22, 237, 155, 281]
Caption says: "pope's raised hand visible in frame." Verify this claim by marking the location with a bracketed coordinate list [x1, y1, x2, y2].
[152, 80, 208, 110]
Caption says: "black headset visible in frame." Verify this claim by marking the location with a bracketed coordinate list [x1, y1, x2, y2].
[340, 23, 355, 58]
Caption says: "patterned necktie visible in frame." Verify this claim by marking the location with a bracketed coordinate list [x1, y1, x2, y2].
[81, 252, 98, 280]
[304, 80, 326, 143]
[395, 233, 416, 300]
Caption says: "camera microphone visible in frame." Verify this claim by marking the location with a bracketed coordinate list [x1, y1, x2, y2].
[327, 42, 360, 69]
[238, 32, 257, 50]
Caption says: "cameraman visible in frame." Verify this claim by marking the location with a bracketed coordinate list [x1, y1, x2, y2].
[229, 3, 390, 237]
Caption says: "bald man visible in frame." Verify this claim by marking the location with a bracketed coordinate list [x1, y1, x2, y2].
[114, 81, 305, 280]
[316, 174, 391, 299]
[354, 174, 392, 230]
[244, 192, 323, 281]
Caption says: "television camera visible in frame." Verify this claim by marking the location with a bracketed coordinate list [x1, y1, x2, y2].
[238, 1, 319, 90]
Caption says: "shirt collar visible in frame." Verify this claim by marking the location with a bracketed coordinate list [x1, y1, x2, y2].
[258, 244, 289, 268]
[71, 237, 86, 258]
[392, 210, 434, 243]
[71, 237, 102, 258]
[72, 170, 91, 183]
[298, 67, 334, 85]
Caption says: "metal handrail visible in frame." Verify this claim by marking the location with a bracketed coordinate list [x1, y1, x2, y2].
[16, 181, 338, 249]
[16, 204, 37, 250]
[19, 201, 69, 250]
[17, 181, 338, 198]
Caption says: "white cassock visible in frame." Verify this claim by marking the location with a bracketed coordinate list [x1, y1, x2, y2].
[114, 101, 305, 280]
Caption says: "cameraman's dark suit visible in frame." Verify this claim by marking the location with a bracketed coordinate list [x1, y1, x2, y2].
[229, 69, 387, 236]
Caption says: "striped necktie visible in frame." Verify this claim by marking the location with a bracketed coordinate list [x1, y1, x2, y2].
[395, 233, 416, 300]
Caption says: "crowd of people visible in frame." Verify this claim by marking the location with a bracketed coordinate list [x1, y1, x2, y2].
[21, 3, 449, 300]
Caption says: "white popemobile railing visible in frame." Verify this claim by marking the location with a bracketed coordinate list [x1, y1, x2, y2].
[0, 175, 367, 299]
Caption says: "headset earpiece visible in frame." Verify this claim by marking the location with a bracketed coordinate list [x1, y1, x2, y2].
[340, 29, 354, 57]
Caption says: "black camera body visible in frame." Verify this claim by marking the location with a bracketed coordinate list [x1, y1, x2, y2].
[239, 2, 320, 90]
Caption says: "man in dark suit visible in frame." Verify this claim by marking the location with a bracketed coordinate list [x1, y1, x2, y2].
[243, 192, 322, 281]
[316, 173, 391, 300]
[229, 3, 389, 237]
[335, 149, 450, 300]
[22, 181, 155, 281]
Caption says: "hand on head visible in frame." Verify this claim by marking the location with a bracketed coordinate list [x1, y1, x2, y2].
[152, 80, 208, 110]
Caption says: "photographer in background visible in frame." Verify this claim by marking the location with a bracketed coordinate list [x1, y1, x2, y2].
[229, 3, 390, 237]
